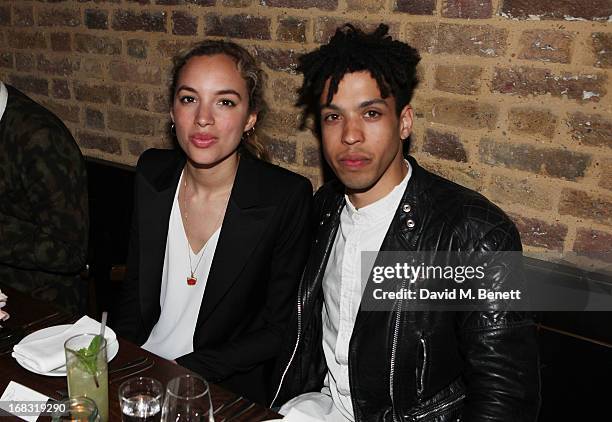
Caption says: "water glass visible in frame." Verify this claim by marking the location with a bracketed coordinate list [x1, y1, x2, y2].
[160, 375, 213, 422]
[119, 377, 163, 421]
[65, 334, 109, 422]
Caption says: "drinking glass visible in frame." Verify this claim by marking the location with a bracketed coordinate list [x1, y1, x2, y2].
[160, 375, 213, 422]
[64, 334, 109, 422]
[119, 377, 163, 421]
[51, 396, 99, 422]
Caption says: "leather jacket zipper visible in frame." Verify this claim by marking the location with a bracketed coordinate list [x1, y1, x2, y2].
[389, 279, 407, 422]
[417, 337, 427, 398]
[270, 292, 302, 408]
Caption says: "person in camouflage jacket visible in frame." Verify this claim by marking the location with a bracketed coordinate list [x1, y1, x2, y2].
[0, 81, 88, 314]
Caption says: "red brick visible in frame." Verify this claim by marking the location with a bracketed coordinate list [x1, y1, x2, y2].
[50, 32, 71, 52]
[600, 159, 612, 192]
[406, 23, 507, 57]
[261, 133, 297, 164]
[304, 145, 321, 167]
[501, 0, 612, 21]
[559, 189, 612, 226]
[112, 10, 166, 32]
[9, 74, 48, 96]
[38, 8, 80, 27]
[81, 58, 104, 78]
[262, 0, 337, 10]
[37, 55, 80, 76]
[492, 66, 607, 102]
[489, 174, 553, 211]
[77, 130, 121, 155]
[574, 229, 612, 263]
[346, 0, 385, 12]
[259, 109, 301, 138]
[15, 53, 35, 72]
[509, 214, 567, 251]
[205, 14, 270, 40]
[420, 161, 485, 191]
[13, 5, 34, 27]
[85, 107, 105, 129]
[314, 18, 399, 44]
[108, 109, 157, 135]
[518, 30, 574, 64]
[127, 39, 148, 59]
[479, 138, 591, 181]
[395, 0, 435, 14]
[422, 97, 498, 130]
[422, 129, 468, 162]
[0, 5, 10, 26]
[252, 47, 300, 73]
[442, 0, 492, 18]
[156, 0, 214, 4]
[508, 107, 557, 139]
[592, 33, 612, 68]
[172, 11, 197, 36]
[8, 31, 47, 49]
[151, 90, 170, 113]
[124, 87, 150, 111]
[41, 100, 80, 124]
[269, 76, 300, 106]
[277, 17, 307, 43]
[434, 65, 482, 95]
[75, 34, 122, 55]
[156, 40, 191, 58]
[85, 9, 108, 29]
[52, 79, 71, 99]
[0, 53, 13, 69]
[109, 61, 161, 85]
[74, 81, 121, 104]
[566, 112, 612, 149]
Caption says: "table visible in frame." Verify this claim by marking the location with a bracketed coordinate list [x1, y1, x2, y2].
[0, 287, 280, 421]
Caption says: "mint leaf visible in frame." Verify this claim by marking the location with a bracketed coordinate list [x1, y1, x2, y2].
[69, 335, 102, 388]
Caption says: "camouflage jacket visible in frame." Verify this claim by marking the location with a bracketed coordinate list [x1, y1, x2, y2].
[0, 84, 88, 313]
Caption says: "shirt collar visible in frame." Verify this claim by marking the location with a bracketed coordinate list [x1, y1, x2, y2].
[0, 82, 7, 122]
[344, 160, 412, 223]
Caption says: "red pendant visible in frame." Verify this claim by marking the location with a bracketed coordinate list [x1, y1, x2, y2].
[187, 276, 197, 286]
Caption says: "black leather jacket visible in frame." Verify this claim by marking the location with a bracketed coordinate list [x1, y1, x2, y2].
[272, 156, 540, 421]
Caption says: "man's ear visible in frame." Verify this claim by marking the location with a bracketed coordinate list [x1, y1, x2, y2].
[399, 104, 414, 140]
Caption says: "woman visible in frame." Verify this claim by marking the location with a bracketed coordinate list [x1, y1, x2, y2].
[114, 40, 312, 404]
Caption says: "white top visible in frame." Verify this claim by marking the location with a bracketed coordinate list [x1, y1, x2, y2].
[281, 162, 411, 421]
[0, 81, 8, 121]
[142, 171, 221, 360]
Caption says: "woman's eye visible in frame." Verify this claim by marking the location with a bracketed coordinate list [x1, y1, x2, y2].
[323, 113, 339, 122]
[179, 95, 196, 104]
[218, 99, 236, 107]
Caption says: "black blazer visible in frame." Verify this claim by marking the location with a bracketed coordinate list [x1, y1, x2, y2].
[114, 148, 312, 403]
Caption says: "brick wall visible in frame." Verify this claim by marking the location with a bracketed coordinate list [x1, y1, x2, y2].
[0, 0, 610, 269]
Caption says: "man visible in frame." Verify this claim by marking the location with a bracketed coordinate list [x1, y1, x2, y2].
[0, 81, 88, 314]
[271, 25, 539, 421]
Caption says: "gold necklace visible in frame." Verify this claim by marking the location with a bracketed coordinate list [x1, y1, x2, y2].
[183, 175, 231, 286]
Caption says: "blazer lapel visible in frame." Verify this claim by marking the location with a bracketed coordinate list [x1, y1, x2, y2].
[195, 154, 276, 327]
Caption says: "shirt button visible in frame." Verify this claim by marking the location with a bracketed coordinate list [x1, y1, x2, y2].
[402, 204, 411, 213]
[406, 219, 416, 229]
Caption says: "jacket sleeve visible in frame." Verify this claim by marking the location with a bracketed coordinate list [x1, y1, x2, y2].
[176, 178, 313, 381]
[112, 170, 145, 344]
[0, 126, 88, 274]
[457, 218, 540, 421]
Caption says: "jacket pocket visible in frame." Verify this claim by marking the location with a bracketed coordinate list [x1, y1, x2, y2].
[416, 336, 428, 398]
[406, 378, 466, 422]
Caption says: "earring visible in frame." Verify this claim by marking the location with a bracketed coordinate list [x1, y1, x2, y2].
[171, 123, 176, 135]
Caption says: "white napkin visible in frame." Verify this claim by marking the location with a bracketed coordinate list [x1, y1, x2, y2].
[280, 408, 324, 421]
[0, 288, 8, 321]
[11, 315, 116, 373]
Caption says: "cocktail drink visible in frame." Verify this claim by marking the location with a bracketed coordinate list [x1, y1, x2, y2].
[65, 334, 109, 422]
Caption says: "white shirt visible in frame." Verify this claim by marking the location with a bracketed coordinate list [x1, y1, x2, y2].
[142, 171, 221, 360]
[281, 162, 411, 421]
[0, 81, 8, 121]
